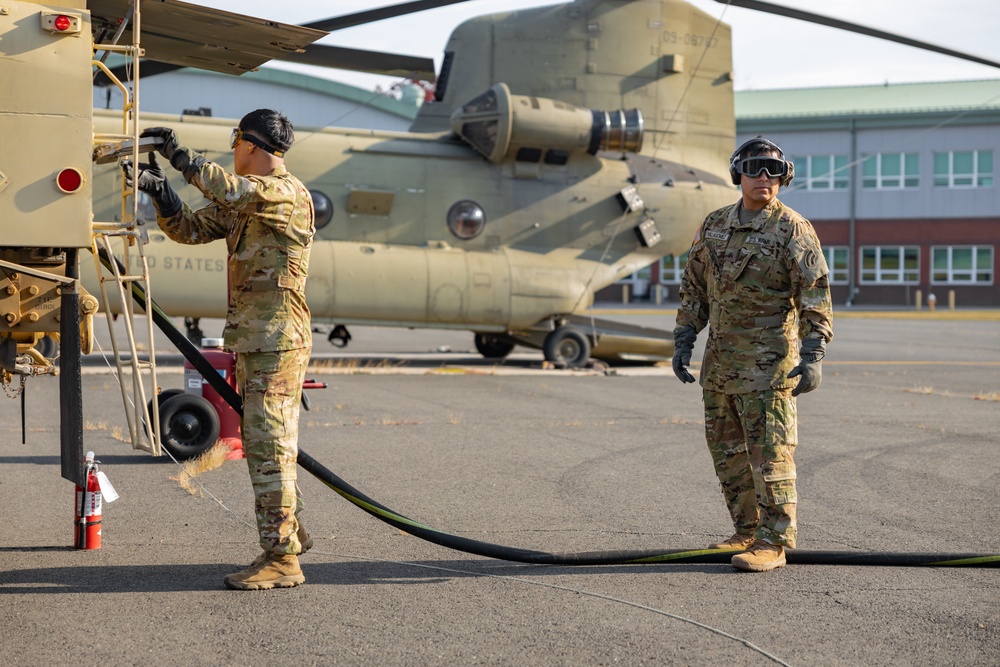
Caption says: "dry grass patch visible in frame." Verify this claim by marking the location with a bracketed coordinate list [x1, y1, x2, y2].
[170, 441, 229, 496]
[659, 416, 695, 425]
[974, 391, 1000, 402]
[110, 425, 130, 442]
[377, 416, 425, 426]
[310, 358, 405, 374]
[904, 386, 934, 395]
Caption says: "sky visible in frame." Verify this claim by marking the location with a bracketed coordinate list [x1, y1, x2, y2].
[195, 0, 1000, 93]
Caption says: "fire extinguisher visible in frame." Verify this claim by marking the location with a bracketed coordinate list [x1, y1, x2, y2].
[74, 452, 117, 549]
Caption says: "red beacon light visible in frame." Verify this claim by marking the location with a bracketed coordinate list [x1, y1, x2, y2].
[56, 168, 84, 193]
[40, 12, 81, 34]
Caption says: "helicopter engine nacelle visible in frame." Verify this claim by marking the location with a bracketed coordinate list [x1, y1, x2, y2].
[450, 83, 642, 164]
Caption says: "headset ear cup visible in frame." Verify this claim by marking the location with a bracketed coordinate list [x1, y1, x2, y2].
[781, 161, 794, 187]
[730, 162, 741, 186]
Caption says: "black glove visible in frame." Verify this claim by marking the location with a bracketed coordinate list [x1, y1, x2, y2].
[123, 153, 182, 218]
[672, 325, 697, 384]
[140, 126, 179, 161]
[787, 336, 825, 397]
[140, 126, 205, 183]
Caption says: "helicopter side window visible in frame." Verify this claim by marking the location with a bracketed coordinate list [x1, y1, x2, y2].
[310, 190, 334, 231]
[544, 150, 569, 166]
[447, 200, 486, 240]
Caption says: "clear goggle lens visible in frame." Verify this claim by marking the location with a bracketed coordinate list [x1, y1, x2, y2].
[736, 157, 787, 179]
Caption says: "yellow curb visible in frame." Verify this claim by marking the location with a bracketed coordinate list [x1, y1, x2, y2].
[587, 308, 1000, 321]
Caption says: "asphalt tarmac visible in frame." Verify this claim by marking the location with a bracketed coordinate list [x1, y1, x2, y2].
[1, 310, 998, 666]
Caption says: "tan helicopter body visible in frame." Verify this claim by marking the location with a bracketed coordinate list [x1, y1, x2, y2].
[89, 0, 741, 366]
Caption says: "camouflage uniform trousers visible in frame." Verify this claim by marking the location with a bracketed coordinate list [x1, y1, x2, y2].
[703, 388, 799, 548]
[236, 347, 311, 556]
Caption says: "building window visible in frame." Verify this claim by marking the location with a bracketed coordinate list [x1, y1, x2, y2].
[824, 246, 850, 284]
[790, 154, 849, 190]
[659, 253, 688, 283]
[933, 150, 993, 188]
[931, 246, 994, 284]
[862, 153, 919, 189]
[860, 246, 919, 284]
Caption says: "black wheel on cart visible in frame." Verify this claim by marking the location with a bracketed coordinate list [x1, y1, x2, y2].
[158, 393, 220, 460]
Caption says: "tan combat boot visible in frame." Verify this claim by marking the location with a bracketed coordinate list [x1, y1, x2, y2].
[708, 533, 755, 550]
[731, 541, 786, 572]
[247, 524, 314, 570]
[224, 554, 305, 590]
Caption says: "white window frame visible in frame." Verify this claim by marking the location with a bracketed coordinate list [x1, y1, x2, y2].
[824, 246, 850, 285]
[659, 253, 688, 283]
[860, 246, 920, 284]
[931, 246, 994, 285]
[862, 152, 919, 190]
[933, 149, 993, 188]
[790, 154, 850, 191]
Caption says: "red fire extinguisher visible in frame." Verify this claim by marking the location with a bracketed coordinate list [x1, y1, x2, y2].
[74, 452, 117, 549]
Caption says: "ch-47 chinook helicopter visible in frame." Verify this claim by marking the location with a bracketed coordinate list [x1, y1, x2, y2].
[84, 0, 1000, 369]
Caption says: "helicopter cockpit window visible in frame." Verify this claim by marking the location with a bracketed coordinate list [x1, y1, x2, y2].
[447, 200, 486, 240]
[310, 189, 333, 230]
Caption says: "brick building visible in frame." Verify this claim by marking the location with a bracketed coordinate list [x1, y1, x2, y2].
[644, 79, 1000, 307]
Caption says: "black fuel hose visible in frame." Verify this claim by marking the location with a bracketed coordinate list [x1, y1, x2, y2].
[98, 251, 1000, 568]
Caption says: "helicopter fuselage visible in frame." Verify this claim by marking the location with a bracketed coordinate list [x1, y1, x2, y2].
[89, 109, 733, 333]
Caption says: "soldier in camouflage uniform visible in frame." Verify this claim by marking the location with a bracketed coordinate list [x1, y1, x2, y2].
[672, 136, 833, 572]
[128, 109, 315, 589]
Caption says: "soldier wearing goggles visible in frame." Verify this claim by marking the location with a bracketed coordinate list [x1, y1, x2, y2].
[672, 135, 832, 573]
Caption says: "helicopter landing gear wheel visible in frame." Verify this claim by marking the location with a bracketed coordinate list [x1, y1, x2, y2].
[474, 333, 515, 359]
[543, 326, 591, 369]
[158, 393, 220, 460]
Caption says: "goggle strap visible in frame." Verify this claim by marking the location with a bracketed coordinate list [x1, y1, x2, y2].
[230, 129, 285, 157]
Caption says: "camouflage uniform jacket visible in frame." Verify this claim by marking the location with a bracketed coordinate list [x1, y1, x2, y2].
[675, 197, 833, 394]
[158, 158, 315, 353]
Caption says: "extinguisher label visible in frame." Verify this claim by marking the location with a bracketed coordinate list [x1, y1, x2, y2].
[77, 490, 103, 516]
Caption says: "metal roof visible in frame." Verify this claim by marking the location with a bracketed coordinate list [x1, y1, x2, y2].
[736, 79, 1000, 120]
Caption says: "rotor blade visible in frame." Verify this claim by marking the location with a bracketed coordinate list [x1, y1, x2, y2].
[303, 0, 478, 32]
[717, 0, 1000, 69]
[98, 45, 437, 86]
[282, 44, 436, 80]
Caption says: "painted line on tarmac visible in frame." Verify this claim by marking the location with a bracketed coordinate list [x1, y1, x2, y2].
[588, 308, 1000, 321]
[824, 361, 1000, 366]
